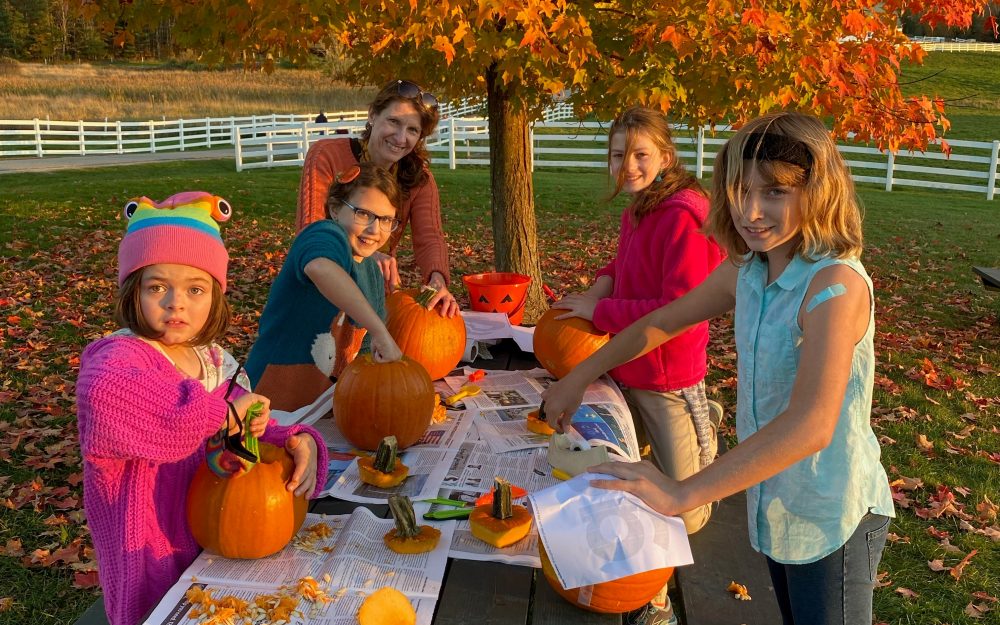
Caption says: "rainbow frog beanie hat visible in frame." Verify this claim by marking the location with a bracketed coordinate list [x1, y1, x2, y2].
[118, 191, 232, 292]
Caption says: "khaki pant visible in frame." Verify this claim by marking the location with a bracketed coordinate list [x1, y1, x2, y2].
[624, 385, 719, 535]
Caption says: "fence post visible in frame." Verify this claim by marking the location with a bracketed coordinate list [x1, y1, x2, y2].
[78, 120, 86, 156]
[695, 126, 705, 179]
[33, 118, 43, 158]
[116, 121, 123, 154]
[235, 128, 244, 172]
[302, 120, 310, 159]
[178, 119, 185, 151]
[149, 121, 156, 153]
[207, 119, 213, 149]
[987, 140, 999, 201]
[884, 151, 895, 192]
[449, 118, 456, 170]
[529, 126, 535, 173]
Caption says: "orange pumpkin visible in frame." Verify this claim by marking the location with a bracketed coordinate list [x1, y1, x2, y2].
[532, 308, 610, 379]
[333, 354, 436, 450]
[386, 288, 467, 380]
[539, 542, 673, 613]
[187, 442, 308, 559]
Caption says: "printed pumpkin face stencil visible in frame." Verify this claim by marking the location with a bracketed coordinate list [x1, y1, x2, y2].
[462, 273, 532, 325]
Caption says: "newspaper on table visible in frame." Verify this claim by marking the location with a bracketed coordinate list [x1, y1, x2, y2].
[142, 509, 454, 625]
[528, 472, 693, 590]
[451, 368, 640, 459]
[417, 440, 560, 567]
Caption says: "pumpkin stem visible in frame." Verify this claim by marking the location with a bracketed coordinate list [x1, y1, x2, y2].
[388, 495, 421, 538]
[414, 285, 438, 309]
[373, 436, 399, 474]
[242, 401, 264, 470]
[491, 477, 513, 520]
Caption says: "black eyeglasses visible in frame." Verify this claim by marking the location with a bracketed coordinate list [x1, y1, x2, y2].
[342, 199, 401, 233]
[396, 80, 438, 109]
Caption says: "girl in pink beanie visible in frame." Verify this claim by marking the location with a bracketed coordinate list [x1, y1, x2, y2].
[76, 192, 329, 625]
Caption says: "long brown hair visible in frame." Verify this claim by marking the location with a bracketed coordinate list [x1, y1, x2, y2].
[607, 106, 704, 224]
[706, 112, 863, 264]
[114, 269, 231, 347]
[362, 80, 440, 196]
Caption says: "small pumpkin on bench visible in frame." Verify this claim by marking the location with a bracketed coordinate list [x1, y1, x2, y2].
[383, 495, 442, 554]
[358, 436, 409, 488]
[469, 477, 532, 548]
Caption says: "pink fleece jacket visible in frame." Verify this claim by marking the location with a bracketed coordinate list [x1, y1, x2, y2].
[593, 189, 723, 391]
[76, 336, 329, 625]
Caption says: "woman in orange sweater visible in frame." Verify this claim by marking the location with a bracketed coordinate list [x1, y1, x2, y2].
[298, 80, 458, 317]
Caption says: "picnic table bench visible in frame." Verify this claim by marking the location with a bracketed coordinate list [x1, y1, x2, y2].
[73, 338, 780, 625]
[973, 266, 1000, 290]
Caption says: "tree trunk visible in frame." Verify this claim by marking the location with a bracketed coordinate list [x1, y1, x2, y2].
[485, 65, 547, 325]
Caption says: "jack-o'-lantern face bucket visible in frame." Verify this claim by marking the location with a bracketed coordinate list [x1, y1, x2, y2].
[462, 272, 532, 325]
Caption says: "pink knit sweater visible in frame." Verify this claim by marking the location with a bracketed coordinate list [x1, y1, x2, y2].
[76, 336, 329, 625]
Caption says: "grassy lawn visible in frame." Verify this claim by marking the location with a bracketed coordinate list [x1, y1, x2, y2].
[0, 159, 998, 625]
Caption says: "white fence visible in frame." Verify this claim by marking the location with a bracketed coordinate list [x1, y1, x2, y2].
[3, 100, 997, 199]
[237, 118, 1000, 200]
[909, 36, 1000, 53]
[0, 100, 486, 159]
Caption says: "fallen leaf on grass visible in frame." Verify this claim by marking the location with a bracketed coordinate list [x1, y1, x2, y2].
[914, 433, 934, 453]
[895, 587, 919, 599]
[73, 570, 99, 589]
[0, 598, 13, 612]
[889, 476, 923, 491]
[950, 549, 978, 581]
[928, 559, 948, 572]
[3, 539, 24, 557]
[966, 602, 991, 618]
[977, 496, 998, 523]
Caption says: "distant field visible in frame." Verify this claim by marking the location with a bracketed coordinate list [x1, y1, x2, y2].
[898, 51, 1000, 141]
[0, 50, 997, 142]
[0, 63, 374, 122]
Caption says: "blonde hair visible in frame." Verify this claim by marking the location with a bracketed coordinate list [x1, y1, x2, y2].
[706, 112, 863, 264]
[607, 106, 704, 223]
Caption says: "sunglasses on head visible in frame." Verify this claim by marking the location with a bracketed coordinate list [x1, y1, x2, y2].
[395, 79, 438, 109]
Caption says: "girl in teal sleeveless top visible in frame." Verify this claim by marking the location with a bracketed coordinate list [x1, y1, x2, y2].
[543, 112, 894, 625]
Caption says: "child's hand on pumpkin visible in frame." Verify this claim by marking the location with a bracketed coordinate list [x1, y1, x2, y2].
[285, 434, 319, 498]
[587, 459, 685, 517]
[425, 273, 460, 318]
[230, 393, 270, 438]
[551, 293, 598, 321]
[371, 330, 403, 362]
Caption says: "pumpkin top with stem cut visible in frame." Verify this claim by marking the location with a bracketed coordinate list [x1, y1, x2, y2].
[490, 477, 514, 520]
[388, 495, 421, 539]
[373, 435, 399, 474]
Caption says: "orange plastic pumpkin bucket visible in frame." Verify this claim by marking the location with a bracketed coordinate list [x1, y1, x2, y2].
[462, 272, 532, 325]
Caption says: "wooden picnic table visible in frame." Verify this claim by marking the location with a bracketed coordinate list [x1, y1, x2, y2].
[73, 338, 780, 625]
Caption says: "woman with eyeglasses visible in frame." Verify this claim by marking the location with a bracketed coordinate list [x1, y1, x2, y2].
[297, 79, 459, 317]
[246, 163, 405, 413]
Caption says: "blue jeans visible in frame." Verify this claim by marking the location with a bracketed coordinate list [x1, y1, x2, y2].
[766, 512, 890, 625]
